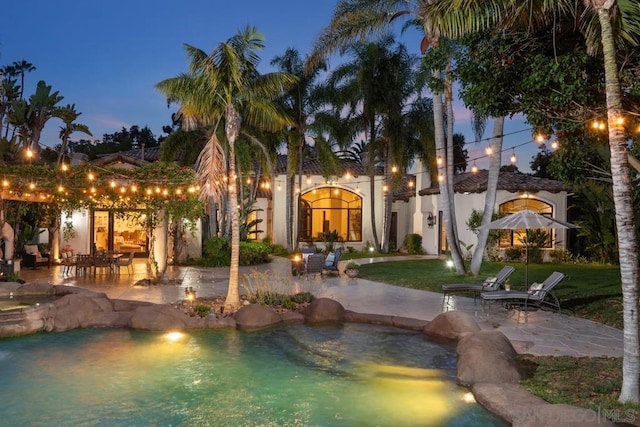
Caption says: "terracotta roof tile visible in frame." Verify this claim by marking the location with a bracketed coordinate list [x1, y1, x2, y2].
[418, 170, 571, 195]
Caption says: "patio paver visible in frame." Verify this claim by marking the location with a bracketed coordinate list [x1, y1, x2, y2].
[18, 255, 623, 357]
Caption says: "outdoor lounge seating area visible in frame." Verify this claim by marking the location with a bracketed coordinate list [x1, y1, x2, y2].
[21, 244, 50, 269]
[442, 265, 515, 310]
[481, 271, 566, 321]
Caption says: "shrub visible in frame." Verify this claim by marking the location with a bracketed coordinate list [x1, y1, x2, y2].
[193, 304, 211, 318]
[197, 238, 272, 267]
[291, 292, 315, 304]
[504, 246, 523, 262]
[404, 233, 424, 254]
[202, 237, 230, 266]
[549, 249, 570, 263]
[239, 241, 271, 265]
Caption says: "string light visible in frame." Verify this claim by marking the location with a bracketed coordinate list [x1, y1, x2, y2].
[551, 140, 559, 150]
[437, 173, 444, 182]
[471, 163, 478, 173]
[382, 184, 388, 192]
[510, 150, 517, 164]
[535, 134, 546, 143]
[485, 145, 493, 156]
[391, 165, 398, 173]
[436, 156, 443, 166]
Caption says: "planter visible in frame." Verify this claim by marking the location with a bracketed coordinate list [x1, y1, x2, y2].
[345, 268, 359, 279]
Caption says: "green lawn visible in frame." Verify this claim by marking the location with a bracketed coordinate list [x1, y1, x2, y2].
[357, 259, 623, 328]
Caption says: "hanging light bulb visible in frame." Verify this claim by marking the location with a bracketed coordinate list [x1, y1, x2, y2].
[436, 155, 443, 166]
[510, 149, 517, 164]
[382, 184, 388, 192]
[485, 145, 493, 156]
[25, 148, 34, 159]
[391, 165, 398, 173]
[535, 134, 545, 143]
[551, 140, 559, 150]
[437, 173, 444, 182]
[61, 163, 69, 172]
[471, 163, 478, 173]
[307, 176, 312, 184]
[408, 180, 414, 188]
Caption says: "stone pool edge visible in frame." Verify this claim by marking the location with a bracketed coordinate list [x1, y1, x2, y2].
[0, 283, 612, 426]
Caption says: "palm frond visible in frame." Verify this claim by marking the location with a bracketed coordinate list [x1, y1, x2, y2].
[195, 133, 226, 203]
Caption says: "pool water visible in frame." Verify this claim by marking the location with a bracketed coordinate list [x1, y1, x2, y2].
[0, 323, 506, 426]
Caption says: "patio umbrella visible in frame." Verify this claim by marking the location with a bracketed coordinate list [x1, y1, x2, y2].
[479, 210, 578, 286]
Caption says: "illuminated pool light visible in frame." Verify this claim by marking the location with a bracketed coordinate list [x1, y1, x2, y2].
[165, 331, 185, 342]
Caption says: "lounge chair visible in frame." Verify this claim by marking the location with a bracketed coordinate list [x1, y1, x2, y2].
[481, 271, 565, 320]
[441, 266, 515, 311]
[322, 247, 343, 276]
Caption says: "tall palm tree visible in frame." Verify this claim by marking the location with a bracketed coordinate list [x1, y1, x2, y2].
[156, 26, 295, 311]
[308, 0, 466, 270]
[271, 48, 326, 251]
[8, 80, 63, 156]
[57, 104, 92, 167]
[428, 0, 640, 404]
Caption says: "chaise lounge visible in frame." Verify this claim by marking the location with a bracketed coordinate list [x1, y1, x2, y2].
[481, 271, 566, 321]
[441, 266, 515, 311]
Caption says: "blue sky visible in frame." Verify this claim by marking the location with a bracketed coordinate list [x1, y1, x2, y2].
[0, 0, 539, 171]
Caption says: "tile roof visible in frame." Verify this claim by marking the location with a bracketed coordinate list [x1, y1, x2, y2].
[418, 170, 571, 196]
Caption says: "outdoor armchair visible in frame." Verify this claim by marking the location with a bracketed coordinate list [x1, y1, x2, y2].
[322, 247, 343, 276]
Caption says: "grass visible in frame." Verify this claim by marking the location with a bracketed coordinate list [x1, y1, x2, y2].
[357, 259, 623, 328]
[357, 258, 636, 420]
[518, 355, 640, 423]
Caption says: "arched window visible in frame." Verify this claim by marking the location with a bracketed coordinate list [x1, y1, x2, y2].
[498, 199, 553, 248]
[299, 187, 362, 242]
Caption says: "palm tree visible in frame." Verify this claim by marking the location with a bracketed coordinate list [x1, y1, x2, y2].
[308, 0, 467, 270]
[156, 26, 295, 311]
[8, 80, 63, 157]
[271, 48, 326, 251]
[428, 0, 640, 404]
[57, 104, 92, 167]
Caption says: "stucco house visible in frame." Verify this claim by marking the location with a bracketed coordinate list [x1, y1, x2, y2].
[55, 148, 571, 264]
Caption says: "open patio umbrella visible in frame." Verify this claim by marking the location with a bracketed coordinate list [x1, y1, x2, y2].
[479, 209, 578, 286]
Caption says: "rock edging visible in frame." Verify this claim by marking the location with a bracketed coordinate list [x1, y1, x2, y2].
[426, 311, 614, 427]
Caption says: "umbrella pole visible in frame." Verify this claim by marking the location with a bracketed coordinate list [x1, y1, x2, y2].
[525, 229, 529, 288]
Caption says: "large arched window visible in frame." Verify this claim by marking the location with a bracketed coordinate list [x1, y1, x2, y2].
[299, 187, 362, 242]
[498, 199, 553, 247]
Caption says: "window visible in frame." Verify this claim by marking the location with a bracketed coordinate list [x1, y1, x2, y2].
[498, 199, 553, 248]
[299, 187, 362, 242]
[93, 210, 148, 254]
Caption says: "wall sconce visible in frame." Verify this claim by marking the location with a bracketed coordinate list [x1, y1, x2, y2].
[427, 212, 436, 228]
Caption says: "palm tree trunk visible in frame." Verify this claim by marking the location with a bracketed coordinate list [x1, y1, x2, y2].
[470, 116, 505, 274]
[381, 141, 393, 252]
[368, 121, 380, 251]
[434, 69, 464, 273]
[224, 105, 242, 311]
[596, 2, 640, 404]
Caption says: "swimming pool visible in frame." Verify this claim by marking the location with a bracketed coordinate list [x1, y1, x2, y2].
[0, 323, 505, 426]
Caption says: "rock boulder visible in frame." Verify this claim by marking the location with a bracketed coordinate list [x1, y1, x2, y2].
[423, 311, 480, 340]
[457, 330, 523, 386]
[302, 298, 345, 324]
[233, 304, 282, 330]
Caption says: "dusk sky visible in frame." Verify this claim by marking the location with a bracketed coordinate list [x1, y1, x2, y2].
[1, 0, 539, 171]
